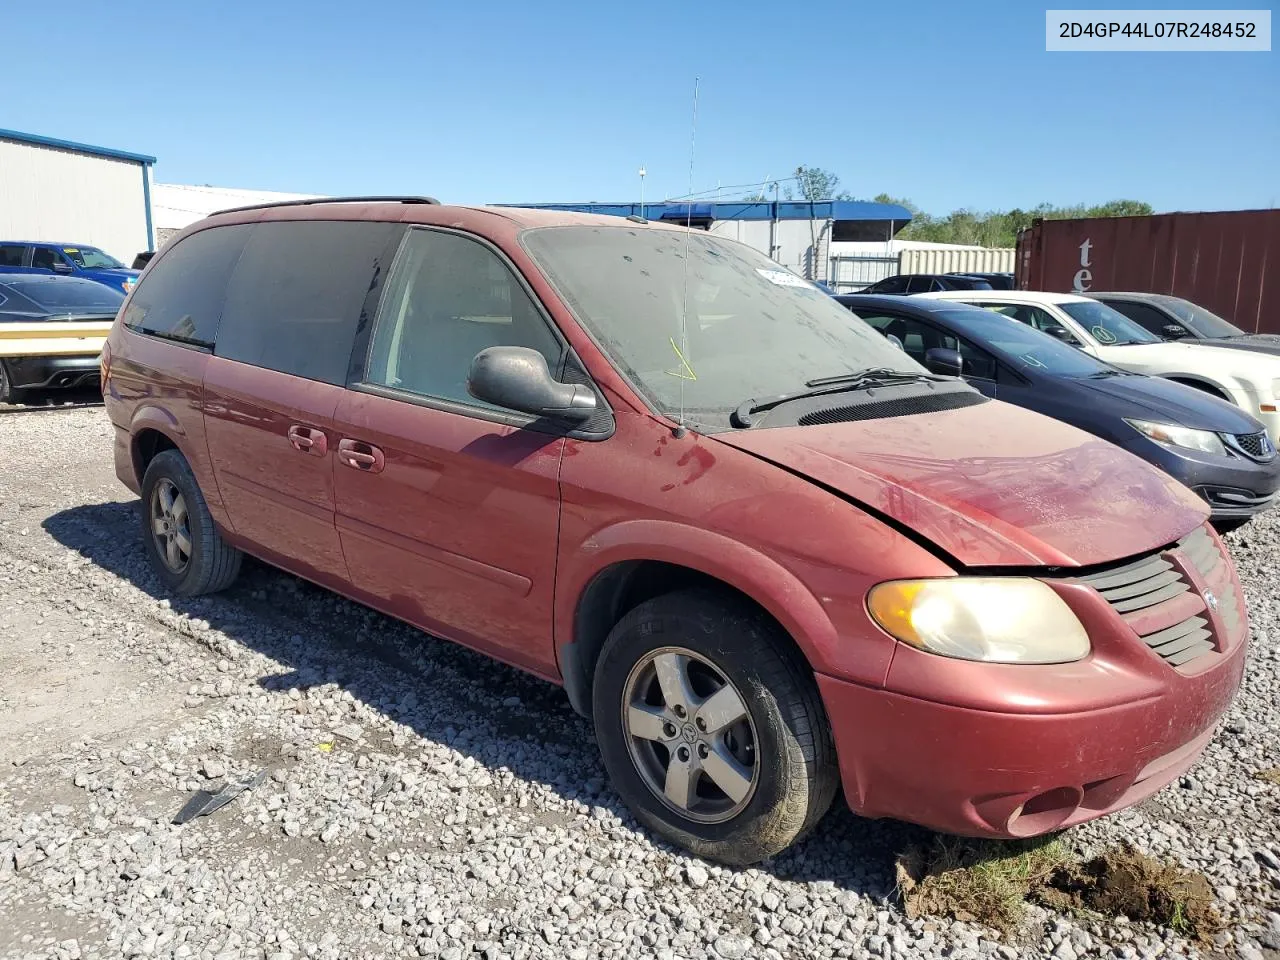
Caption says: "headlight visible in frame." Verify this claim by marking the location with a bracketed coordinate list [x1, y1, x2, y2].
[1125, 419, 1226, 456]
[867, 578, 1090, 664]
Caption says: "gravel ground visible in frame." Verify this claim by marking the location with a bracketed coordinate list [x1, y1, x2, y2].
[1, 405, 1278, 960]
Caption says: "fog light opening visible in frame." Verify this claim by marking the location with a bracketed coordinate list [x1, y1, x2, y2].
[1008, 786, 1083, 837]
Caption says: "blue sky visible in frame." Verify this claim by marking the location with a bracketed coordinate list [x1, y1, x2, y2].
[7, 1, 1277, 215]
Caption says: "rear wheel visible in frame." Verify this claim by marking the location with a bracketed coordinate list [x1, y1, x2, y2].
[140, 449, 242, 596]
[592, 588, 838, 865]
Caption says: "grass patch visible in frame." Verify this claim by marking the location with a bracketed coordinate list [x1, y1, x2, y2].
[1035, 842, 1221, 944]
[1253, 768, 1280, 786]
[895, 835, 1070, 933]
[897, 838, 1220, 944]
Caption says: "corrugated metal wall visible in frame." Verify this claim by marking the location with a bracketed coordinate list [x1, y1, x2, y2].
[0, 138, 149, 262]
[709, 219, 830, 280]
[900, 247, 1015, 274]
[1017, 211, 1280, 334]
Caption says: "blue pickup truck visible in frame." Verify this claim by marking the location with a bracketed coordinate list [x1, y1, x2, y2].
[0, 241, 140, 294]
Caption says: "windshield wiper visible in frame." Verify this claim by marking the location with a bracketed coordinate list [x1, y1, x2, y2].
[730, 368, 946, 428]
[1087, 369, 1129, 378]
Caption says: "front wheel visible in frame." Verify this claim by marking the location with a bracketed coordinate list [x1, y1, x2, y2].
[592, 589, 838, 865]
[0, 360, 17, 404]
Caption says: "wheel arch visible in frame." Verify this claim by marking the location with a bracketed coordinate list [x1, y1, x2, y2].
[556, 521, 837, 718]
[1161, 374, 1236, 403]
[127, 405, 190, 488]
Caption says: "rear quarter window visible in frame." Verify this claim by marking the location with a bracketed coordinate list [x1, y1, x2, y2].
[123, 225, 252, 345]
[214, 220, 403, 385]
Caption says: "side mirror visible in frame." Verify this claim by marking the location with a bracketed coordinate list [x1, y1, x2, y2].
[1045, 326, 1076, 344]
[1162, 323, 1189, 339]
[51, 261, 73, 273]
[468, 346, 597, 422]
[924, 347, 963, 377]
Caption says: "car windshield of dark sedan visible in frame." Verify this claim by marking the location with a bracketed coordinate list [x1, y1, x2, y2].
[5, 279, 125, 312]
[933, 309, 1112, 377]
[61, 246, 124, 269]
[1059, 300, 1160, 346]
[1155, 296, 1246, 338]
[522, 226, 925, 428]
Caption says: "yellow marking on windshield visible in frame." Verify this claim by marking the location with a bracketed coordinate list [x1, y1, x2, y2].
[665, 336, 697, 381]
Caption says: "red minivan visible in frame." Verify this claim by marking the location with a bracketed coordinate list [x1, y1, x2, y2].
[102, 198, 1246, 865]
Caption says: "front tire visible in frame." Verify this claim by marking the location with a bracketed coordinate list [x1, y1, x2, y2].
[592, 588, 838, 865]
[140, 449, 242, 596]
[0, 360, 16, 404]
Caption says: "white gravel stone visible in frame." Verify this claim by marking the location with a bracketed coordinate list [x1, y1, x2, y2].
[1, 407, 1279, 958]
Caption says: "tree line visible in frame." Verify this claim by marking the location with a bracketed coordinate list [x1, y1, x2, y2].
[747, 166, 1152, 249]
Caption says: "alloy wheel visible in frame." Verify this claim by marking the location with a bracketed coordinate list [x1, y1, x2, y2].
[621, 646, 759, 824]
[150, 478, 192, 574]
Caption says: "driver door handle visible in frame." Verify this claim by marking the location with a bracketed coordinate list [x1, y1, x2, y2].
[338, 438, 386, 473]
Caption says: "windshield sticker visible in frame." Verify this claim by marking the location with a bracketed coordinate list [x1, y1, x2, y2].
[665, 336, 698, 380]
[1091, 325, 1117, 344]
[63, 248, 79, 254]
[755, 268, 810, 288]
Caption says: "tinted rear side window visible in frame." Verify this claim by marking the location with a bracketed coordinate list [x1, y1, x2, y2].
[215, 221, 402, 385]
[123, 225, 252, 346]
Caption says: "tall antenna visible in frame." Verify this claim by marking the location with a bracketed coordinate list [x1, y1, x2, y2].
[675, 76, 700, 438]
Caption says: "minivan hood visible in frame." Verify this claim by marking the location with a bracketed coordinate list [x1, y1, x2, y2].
[716, 400, 1208, 567]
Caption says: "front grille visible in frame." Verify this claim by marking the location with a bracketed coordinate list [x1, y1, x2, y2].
[798, 390, 987, 426]
[1229, 430, 1273, 460]
[1071, 525, 1242, 669]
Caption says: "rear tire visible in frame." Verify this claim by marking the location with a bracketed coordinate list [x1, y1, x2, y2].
[140, 449, 242, 596]
[592, 588, 838, 865]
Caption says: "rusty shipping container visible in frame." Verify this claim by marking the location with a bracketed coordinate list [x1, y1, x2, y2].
[1016, 209, 1279, 334]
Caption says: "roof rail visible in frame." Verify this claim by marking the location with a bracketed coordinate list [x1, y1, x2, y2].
[211, 195, 442, 216]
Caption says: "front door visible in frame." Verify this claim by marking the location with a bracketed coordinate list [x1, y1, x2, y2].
[332, 226, 571, 675]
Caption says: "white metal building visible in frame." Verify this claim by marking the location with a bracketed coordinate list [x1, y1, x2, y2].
[0, 128, 156, 262]
[152, 183, 324, 248]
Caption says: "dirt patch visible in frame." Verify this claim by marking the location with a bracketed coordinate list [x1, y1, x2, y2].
[897, 838, 1220, 943]
[1254, 768, 1280, 786]
[1036, 843, 1221, 944]
[895, 836, 1069, 933]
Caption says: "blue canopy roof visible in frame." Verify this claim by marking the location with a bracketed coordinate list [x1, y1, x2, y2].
[497, 199, 913, 225]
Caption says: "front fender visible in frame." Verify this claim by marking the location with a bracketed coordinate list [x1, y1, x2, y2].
[555, 518, 841, 681]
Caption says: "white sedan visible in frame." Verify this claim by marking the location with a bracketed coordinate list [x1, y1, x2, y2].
[920, 289, 1280, 442]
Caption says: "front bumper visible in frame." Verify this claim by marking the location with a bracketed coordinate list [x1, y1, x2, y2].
[1123, 436, 1280, 520]
[4, 354, 101, 390]
[819, 528, 1247, 838]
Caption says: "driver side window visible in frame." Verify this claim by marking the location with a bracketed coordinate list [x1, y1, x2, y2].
[365, 229, 563, 412]
[30, 247, 63, 271]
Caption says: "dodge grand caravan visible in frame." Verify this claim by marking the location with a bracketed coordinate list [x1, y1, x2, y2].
[103, 198, 1247, 865]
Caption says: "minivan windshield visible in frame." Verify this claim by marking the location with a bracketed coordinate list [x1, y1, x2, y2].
[61, 246, 124, 270]
[522, 226, 925, 430]
[1154, 295, 1246, 338]
[1059, 300, 1160, 346]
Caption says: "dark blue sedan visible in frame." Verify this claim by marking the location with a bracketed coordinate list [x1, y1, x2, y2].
[835, 294, 1280, 527]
